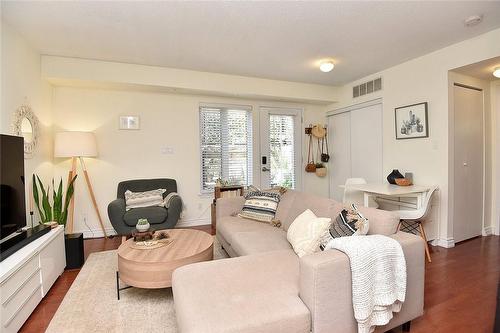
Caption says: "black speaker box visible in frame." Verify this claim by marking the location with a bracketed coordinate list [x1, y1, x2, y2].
[65, 233, 84, 269]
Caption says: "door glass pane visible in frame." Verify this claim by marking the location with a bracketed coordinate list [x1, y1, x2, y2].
[269, 115, 295, 188]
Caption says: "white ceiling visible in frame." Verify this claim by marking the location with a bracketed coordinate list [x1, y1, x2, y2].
[2, 1, 500, 86]
[453, 56, 500, 81]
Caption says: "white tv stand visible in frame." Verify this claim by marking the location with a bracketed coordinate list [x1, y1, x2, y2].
[0, 226, 66, 333]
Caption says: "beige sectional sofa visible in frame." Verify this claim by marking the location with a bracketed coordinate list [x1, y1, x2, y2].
[172, 190, 425, 333]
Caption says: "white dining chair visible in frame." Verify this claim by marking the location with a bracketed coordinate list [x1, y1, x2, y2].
[342, 178, 379, 208]
[396, 186, 438, 263]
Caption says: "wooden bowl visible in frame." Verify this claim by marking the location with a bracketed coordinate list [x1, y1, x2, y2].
[395, 178, 412, 186]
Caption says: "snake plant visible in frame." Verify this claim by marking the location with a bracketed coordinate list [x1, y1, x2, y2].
[32, 174, 77, 225]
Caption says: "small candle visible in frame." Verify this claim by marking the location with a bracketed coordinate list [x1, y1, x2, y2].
[29, 181, 34, 212]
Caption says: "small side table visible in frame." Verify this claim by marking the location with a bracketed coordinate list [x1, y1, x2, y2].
[211, 185, 244, 234]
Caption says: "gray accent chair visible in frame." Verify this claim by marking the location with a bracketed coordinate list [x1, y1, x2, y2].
[108, 178, 182, 235]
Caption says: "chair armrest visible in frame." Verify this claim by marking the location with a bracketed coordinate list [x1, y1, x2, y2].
[108, 199, 126, 224]
[299, 231, 425, 333]
[215, 197, 245, 220]
[166, 196, 182, 226]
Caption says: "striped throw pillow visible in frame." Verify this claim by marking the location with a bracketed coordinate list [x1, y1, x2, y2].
[124, 189, 166, 211]
[319, 203, 369, 250]
[238, 191, 281, 223]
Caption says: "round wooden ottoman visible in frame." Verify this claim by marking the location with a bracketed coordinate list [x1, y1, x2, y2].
[116, 229, 213, 299]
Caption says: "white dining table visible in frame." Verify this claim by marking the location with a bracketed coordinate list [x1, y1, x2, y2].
[340, 183, 431, 209]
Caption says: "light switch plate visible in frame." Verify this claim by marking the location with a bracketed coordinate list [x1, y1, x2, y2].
[161, 146, 174, 154]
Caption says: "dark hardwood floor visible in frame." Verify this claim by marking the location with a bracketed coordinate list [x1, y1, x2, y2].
[20, 229, 499, 333]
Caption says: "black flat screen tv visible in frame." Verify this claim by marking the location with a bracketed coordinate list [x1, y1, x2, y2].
[0, 134, 27, 240]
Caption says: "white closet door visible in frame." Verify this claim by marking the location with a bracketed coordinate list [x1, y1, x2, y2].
[453, 85, 483, 242]
[328, 102, 383, 201]
[350, 104, 383, 183]
[329, 112, 351, 201]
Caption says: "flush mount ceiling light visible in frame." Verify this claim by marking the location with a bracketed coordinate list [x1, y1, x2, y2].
[319, 61, 334, 73]
[493, 67, 500, 78]
[464, 15, 483, 27]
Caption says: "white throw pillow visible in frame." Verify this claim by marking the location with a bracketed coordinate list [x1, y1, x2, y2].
[124, 189, 166, 211]
[287, 209, 331, 257]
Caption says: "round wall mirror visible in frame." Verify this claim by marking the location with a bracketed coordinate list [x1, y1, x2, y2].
[12, 104, 39, 158]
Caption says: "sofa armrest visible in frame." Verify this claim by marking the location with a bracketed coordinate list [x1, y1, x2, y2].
[299, 231, 425, 333]
[216, 196, 245, 220]
[165, 196, 182, 227]
[299, 249, 355, 333]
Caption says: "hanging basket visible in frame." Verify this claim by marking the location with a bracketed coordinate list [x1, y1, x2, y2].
[315, 167, 327, 177]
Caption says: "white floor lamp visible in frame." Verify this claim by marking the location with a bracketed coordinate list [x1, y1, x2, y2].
[54, 131, 107, 237]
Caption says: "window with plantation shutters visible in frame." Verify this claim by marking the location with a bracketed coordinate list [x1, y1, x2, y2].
[199, 105, 252, 192]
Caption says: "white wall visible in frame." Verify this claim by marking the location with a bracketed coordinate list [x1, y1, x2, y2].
[1, 21, 53, 225]
[52, 86, 328, 237]
[329, 28, 500, 246]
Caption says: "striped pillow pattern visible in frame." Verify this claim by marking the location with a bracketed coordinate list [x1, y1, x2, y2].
[319, 203, 369, 250]
[124, 189, 166, 211]
[238, 191, 281, 223]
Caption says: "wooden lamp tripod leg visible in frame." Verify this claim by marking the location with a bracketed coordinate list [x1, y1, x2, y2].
[79, 157, 108, 238]
[66, 157, 77, 234]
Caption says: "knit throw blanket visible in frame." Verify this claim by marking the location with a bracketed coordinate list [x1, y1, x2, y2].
[326, 235, 407, 333]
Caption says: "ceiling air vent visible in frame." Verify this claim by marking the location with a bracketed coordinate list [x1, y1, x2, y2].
[353, 77, 382, 98]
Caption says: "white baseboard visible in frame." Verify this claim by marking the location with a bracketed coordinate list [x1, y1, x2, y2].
[176, 218, 211, 228]
[431, 237, 455, 248]
[482, 226, 494, 236]
[73, 227, 117, 239]
[75, 218, 210, 239]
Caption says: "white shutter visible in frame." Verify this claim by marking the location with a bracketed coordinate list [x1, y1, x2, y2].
[200, 108, 222, 191]
[200, 105, 252, 192]
[269, 114, 296, 188]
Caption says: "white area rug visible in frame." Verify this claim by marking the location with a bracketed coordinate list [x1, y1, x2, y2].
[46, 237, 228, 333]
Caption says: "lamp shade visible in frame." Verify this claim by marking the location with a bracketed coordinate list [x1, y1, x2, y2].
[54, 131, 98, 158]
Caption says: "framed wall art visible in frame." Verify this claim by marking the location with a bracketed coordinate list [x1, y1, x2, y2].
[395, 102, 428, 140]
[119, 115, 140, 130]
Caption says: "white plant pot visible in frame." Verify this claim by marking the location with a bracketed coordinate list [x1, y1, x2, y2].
[136, 222, 150, 232]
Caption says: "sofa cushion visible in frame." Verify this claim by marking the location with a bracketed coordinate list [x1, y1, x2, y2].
[122, 206, 168, 226]
[281, 191, 338, 231]
[357, 206, 400, 235]
[274, 190, 298, 228]
[231, 230, 292, 256]
[287, 209, 331, 257]
[172, 251, 310, 333]
[238, 190, 281, 223]
[217, 216, 276, 244]
[319, 204, 370, 250]
[124, 188, 166, 210]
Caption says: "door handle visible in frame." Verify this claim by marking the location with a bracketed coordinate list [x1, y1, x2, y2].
[463, 162, 468, 167]
[262, 167, 270, 172]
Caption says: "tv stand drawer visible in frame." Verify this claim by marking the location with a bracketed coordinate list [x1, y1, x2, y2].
[1, 267, 42, 326]
[0, 254, 39, 304]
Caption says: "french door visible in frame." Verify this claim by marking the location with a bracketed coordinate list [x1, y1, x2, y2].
[259, 107, 302, 190]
